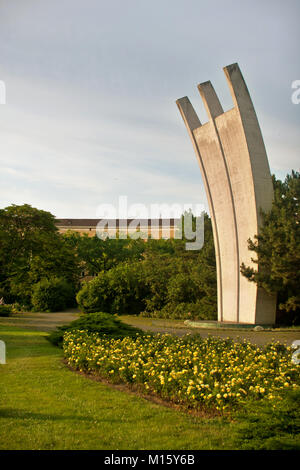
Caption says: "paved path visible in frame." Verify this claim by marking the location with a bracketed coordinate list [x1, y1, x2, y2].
[121, 318, 300, 347]
[1, 310, 300, 347]
[0, 309, 80, 332]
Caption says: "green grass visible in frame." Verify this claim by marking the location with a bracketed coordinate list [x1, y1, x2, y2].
[1, 315, 298, 450]
[0, 324, 234, 450]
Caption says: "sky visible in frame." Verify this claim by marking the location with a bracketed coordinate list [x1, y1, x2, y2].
[0, 0, 299, 218]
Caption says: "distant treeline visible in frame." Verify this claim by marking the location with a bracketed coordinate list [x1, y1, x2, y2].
[0, 171, 299, 324]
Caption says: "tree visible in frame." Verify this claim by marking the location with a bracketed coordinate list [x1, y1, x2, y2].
[0, 204, 79, 308]
[63, 231, 146, 276]
[31, 277, 75, 312]
[241, 171, 300, 324]
[76, 212, 217, 320]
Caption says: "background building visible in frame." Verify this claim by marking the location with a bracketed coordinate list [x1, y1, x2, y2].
[55, 218, 179, 239]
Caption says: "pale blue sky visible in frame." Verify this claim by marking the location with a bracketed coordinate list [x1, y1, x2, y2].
[0, 0, 299, 217]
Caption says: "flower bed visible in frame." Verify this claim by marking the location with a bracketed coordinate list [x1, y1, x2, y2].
[63, 331, 300, 411]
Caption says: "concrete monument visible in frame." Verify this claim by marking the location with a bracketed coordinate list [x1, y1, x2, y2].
[176, 63, 276, 325]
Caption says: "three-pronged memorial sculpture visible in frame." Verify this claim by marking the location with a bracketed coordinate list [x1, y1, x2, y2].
[176, 63, 276, 325]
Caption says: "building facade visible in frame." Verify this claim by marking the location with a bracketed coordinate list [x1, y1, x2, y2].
[55, 218, 179, 240]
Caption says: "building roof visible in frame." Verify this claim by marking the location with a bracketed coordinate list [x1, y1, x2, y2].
[55, 218, 180, 227]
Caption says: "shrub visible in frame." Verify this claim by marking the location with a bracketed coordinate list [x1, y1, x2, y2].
[140, 254, 217, 320]
[11, 302, 23, 313]
[31, 277, 75, 312]
[141, 254, 182, 313]
[144, 300, 216, 321]
[77, 262, 148, 315]
[0, 287, 13, 304]
[47, 312, 144, 347]
[76, 254, 218, 320]
[0, 305, 13, 317]
[75, 214, 217, 321]
[76, 274, 111, 313]
[166, 273, 199, 304]
[232, 389, 300, 449]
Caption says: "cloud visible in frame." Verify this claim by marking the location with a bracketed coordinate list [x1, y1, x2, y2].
[0, 0, 299, 217]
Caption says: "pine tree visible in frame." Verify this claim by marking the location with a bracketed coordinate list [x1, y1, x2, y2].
[241, 171, 300, 324]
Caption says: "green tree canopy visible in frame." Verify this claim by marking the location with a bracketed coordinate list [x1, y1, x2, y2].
[0, 204, 79, 307]
[241, 171, 300, 324]
[63, 231, 146, 275]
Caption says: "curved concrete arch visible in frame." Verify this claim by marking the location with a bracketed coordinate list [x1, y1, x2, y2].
[176, 96, 224, 319]
[176, 63, 276, 325]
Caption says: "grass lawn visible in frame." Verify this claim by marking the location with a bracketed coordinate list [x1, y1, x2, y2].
[0, 322, 234, 450]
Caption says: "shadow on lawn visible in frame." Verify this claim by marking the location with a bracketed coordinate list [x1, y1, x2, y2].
[0, 407, 94, 422]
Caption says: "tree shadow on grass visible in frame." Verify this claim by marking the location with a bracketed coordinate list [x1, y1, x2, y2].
[0, 407, 135, 425]
[0, 408, 94, 422]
